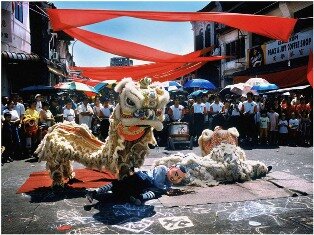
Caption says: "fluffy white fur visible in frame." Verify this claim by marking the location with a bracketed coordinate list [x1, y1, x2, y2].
[154, 143, 268, 187]
[156, 126, 269, 187]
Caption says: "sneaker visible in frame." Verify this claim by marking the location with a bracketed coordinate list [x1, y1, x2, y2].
[130, 196, 142, 206]
[86, 190, 97, 203]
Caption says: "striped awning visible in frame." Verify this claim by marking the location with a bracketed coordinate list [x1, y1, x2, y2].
[1, 51, 40, 61]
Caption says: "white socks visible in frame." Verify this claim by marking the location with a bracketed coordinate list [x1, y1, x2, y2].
[141, 191, 155, 200]
[96, 183, 113, 194]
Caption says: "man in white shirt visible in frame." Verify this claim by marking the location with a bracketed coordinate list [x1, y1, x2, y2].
[63, 100, 75, 122]
[241, 92, 257, 144]
[168, 98, 184, 122]
[203, 94, 212, 129]
[77, 97, 94, 129]
[100, 98, 113, 140]
[193, 96, 206, 139]
[210, 95, 224, 130]
[12, 94, 25, 120]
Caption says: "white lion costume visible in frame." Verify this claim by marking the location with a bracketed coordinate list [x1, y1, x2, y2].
[154, 127, 269, 187]
[35, 77, 169, 188]
[35, 77, 270, 189]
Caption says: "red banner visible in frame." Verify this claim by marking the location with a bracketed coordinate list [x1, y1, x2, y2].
[64, 27, 224, 63]
[47, 9, 296, 42]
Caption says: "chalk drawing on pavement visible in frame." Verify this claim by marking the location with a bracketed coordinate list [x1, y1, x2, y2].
[56, 209, 98, 226]
[112, 204, 152, 217]
[112, 218, 154, 233]
[20, 215, 40, 223]
[158, 216, 194, 231]
[228, 201, 289, 221]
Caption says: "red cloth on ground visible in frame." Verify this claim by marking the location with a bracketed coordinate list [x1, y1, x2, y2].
[47, 9, 296, 42]
[16, 168, 116, 194]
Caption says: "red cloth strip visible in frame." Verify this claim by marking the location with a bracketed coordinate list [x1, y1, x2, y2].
[71, 46, 214, 72]
[47, 9, 297, 42]
[64, 28, 224, 63]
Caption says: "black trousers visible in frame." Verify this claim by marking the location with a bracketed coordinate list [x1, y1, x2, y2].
[100, 118, 110, 139]
[193, 113, 204, 137]
[111, 173, 163, 201]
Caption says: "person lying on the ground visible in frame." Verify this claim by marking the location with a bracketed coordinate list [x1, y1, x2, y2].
[86, 164, 190, 205]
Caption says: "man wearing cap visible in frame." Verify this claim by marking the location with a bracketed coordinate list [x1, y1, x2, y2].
[35, 94, 42, 112]
[77, 97, 94, 129]
[86, 164, 187, 205]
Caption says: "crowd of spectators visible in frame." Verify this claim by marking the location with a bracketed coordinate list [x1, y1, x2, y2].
[159, 89, 312, 148]
[1, 93, 115, 165]
[1, 88, 313, 164]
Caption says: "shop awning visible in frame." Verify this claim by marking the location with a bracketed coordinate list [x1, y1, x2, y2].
[233, 66, 309, 88]
[1, 51, 40, 61]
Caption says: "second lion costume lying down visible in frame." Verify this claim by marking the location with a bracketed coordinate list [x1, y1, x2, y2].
[154, 127, 270, 187]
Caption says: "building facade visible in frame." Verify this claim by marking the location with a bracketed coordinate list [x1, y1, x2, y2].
[110, 57, 133, 67]
[1, 1, 74, 97]
[191, 1, 313, 88]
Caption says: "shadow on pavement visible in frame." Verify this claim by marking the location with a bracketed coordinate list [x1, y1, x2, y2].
[26, 186, 87, 203]
[84, 194, 156, 225]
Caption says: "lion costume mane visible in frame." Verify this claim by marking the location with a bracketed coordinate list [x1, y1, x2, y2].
[154, 127, 269, 187]
[34, 78, 169, 187]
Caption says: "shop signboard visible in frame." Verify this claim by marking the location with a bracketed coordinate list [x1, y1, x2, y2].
[1, 9, 12, 43]
[247, 45, 267, 68]
[265, 29, 312, 64]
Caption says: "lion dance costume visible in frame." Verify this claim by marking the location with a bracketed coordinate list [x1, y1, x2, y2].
[35, 78, 270, 189]
[35, 78, 169, 188]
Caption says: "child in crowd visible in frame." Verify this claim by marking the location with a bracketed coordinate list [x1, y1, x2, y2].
[298, 111, 312, 146]
[278, 113, 288, 146]
[1, 112, 14, 164]
[259, 110, 270, 145]
[86, 164, 187, 205]
[288, 112, 299, 146]
[267, 107, 279, 146]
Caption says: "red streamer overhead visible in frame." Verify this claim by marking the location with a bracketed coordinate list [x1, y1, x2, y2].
[64, 28, 224, 63]
[71, 47, 224, 82]
[47, 8, 297, 42]
[71, 46, 214, 72]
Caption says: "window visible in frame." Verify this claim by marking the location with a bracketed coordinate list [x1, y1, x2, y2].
[205, 24, 211, 47]
[14, 2, 23, 23]
[195, 29, 204, 50]
[225, 37, 245, 62]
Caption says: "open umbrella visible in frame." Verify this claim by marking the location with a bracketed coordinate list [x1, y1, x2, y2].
[188, 89, 209, 98]
[245, 78, 269, 86]
[220, 83, 252, 96]
[183, 79, 216, 90]
[94, 80, 117, 91]
[54, 82, 99, 94]
[252, 83, 278, 91]
[161, 81, 182, 91]
[20, 85, 56, 94]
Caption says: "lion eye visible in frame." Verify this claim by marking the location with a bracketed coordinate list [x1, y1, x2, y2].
[126, 98, 135, 106]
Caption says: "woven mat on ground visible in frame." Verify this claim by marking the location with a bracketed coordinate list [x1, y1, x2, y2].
[17, 168, 116, 194]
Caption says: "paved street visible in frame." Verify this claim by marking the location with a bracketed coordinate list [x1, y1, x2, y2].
[1, 145, 313, 234]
